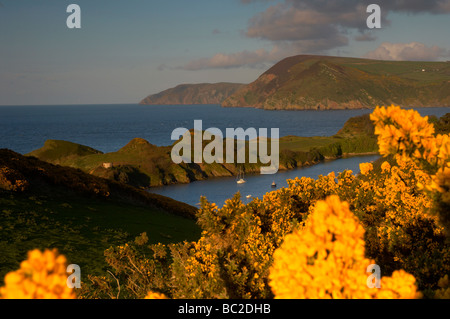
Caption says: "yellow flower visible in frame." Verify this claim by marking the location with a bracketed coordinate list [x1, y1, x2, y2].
[0, 249, 76, 299]
[371, 105, 438, 161]
[144, 291, 168, 299]
[381, 161, 391, 173]
[377, 270, 422, 299]
[359, 162, 373, 175]
[429, 162, 450, 195]
[269, 196, 420, 299]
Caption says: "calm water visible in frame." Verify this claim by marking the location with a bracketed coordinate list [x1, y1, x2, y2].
[0, 104, 448, 155]
[150, 154, 381, 207]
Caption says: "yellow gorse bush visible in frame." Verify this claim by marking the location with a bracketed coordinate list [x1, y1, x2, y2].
[370, 105, 449, 193]
[370, 106, 436, 160]
[371, 105, 450, 235]
[0, 249, 76, 299]
[269, 195, 420, 299]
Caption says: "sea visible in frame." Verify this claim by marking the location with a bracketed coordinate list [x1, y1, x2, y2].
[0, 104, 448, 206]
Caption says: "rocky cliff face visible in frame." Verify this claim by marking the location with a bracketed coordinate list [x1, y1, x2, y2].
[222, 55, 450, 110]
[140, 82, 245, 105]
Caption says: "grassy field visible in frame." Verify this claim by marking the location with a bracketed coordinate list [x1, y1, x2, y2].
[343, 60, 450, 83]
[279, 136, 341, 152]
[0, 190, 201, 284]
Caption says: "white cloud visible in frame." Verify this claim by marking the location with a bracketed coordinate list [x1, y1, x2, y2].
[364, 42, 450, 61]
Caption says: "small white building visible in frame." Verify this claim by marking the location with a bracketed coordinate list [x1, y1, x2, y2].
[102, 162, 113, 169]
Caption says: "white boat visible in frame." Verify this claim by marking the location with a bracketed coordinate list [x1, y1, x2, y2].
[246, 195, 252, 199]
[236, 168, 246, 184]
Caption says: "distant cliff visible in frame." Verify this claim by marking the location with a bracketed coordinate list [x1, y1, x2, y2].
[222, 55, 450, 110]
[140, 82, 245, 105]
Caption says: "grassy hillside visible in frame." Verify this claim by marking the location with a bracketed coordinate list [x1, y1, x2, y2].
[222, 55, 450, 110]
[27, 114, 382, 188]
[140, 82, 245, 105]
[0, 149, 201, 283]
[27, 140, 103, 164]
[5, 149, 197, 219]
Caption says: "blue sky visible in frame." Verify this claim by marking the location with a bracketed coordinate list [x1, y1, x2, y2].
[1, 0, 449, 105]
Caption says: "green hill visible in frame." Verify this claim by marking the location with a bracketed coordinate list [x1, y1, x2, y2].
[27, 139, 103, 164]
[140, 82, 245, 105]
[222, 55, 450, 110]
